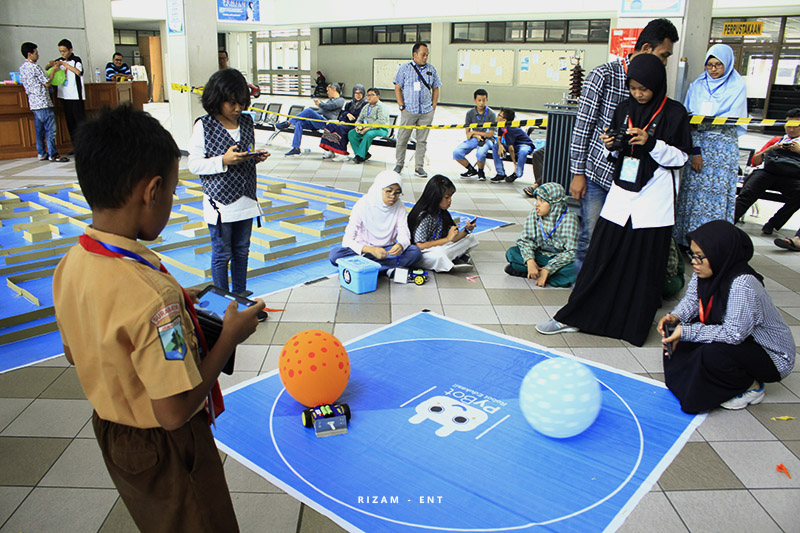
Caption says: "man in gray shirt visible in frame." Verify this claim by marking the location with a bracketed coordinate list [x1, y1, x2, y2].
[453, 88, 496, 181]
[280, 83, 344, 156]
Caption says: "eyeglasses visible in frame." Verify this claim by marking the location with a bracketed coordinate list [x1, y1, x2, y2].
[705, 61, 724, 71]
[383, 189, 402, 198]
[687, 252, 707, 264]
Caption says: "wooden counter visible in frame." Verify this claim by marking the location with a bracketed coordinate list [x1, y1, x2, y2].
[0, 81, 148, 160]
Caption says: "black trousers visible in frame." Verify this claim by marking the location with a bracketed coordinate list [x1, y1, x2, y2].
[61, 99, 86, 142]
[734, 168, 800, 230]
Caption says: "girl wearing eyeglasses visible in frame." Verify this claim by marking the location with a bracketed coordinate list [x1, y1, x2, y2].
[659, 220, 794, 413]
[329, 170, 421, 274]
[674, 44, 748, 246]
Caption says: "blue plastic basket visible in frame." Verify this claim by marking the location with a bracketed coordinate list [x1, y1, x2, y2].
[337, 255, 381, 294]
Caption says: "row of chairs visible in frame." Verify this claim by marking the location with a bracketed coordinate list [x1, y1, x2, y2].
[249, 102, 414, 150]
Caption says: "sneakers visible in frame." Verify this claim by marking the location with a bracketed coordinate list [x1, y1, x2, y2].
[415, 167, 428, 178]
[460, 167, 478, 178]
[364, 152, 372, 161]
[49, 155, 70, 163]
[535, 318, 579, 335]
[505, 173, 519, 183]
[352, 155, 364, 164]
[257, 310, 268, 322]
[333, 154, 350, 162]
[285, 147, 301, 156]
[762, 223, 775, 235]
[322, 150, 335, 159]
[450, 255, 473, 271]
[275, 121, 290, 130]
[490, 174, 506, 182]
[720, 383, 765, 410]
[393, 164, 403, 173]
[477, 171, 486, 181]
[504, 263, 525, 277]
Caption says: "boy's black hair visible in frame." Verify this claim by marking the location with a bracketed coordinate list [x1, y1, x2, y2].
[407, 174, 456, 241]
[473, 88, 488, 99]
[201, 68, 250, 115]
[21, 42, 37, 59]
[412, 42, 428, 55]
[74, 104, 180, 210]
[58, 39, 73, 50]
[634, 18, 679, 51]
[113, 52, 123, 59]
[499, 107, 516, 122]
[786, 108, 800, 118]
[219, 49, 228, 59]
[367, 87, 380, 96]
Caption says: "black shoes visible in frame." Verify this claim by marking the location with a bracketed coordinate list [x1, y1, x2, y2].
[491, 174, 506, 182]
[504, 264, 525, 277]
[762, 222, 775, 235]
[460, 167, 478, 178]
[353, 155, 364, 164]
[505, 174, 519, 183]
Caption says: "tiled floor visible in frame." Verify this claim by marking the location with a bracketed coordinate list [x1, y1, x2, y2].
[1, 98, 798, 532]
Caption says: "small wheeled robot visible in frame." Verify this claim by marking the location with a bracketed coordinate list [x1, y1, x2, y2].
[302, 403, 351, 437]
[408, 269, 428, 286]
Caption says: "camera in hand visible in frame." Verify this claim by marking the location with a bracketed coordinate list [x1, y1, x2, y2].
[607, 127, 633, 151]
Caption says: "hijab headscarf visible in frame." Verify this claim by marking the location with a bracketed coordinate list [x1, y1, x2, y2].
[611, 53, 693, 192]
[361, 170, 405, 242]
[684, 44, 748, 135]
[533, 183, 569, 247]
[686, 220, 763, 325]
[345, 83, 367, 118]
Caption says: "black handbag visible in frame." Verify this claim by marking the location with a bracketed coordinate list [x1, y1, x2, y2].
[764, 148, 800, 176]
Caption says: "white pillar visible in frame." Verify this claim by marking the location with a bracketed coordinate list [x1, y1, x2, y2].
[678, 0, 713, 97]
[82, 0, 115, 83]
[226, 32, 253, 83]
[164, 0, 218, 150]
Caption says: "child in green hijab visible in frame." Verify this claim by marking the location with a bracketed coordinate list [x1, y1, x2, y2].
[504, 182, 579, 287]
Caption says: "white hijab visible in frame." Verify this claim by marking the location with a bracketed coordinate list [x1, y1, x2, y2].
[361, 170, 404, 242]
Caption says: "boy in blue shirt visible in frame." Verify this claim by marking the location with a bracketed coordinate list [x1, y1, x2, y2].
[491, 107, 534, 183]
[453, 88, 496, 181]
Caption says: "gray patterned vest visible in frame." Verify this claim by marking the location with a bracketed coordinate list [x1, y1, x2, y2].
[199, 114, 257, 205]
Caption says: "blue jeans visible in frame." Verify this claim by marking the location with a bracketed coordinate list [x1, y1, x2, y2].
[574, 179, 609, 273]
[32, 108, 58, 159]
[329, 245, 422, 272]
[208, 219, 253, 294]
[290, 108, 327, 148]
[453, 138, 494, 163]
[492, 142, 532, 177]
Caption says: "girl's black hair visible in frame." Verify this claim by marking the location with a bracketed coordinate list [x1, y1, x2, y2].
[407, 174, 456, 242]
[201, 69, 251, 115]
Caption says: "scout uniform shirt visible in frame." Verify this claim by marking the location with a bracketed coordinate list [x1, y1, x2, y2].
[53, 227, 203, 428]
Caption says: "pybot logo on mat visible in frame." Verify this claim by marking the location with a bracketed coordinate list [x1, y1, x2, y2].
[408, 395, 488, 437]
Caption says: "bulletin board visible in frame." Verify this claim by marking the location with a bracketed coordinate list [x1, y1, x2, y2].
[518, 49, 585, 88]
[373, 59, 409, 92]
[457, 49, 515, 86]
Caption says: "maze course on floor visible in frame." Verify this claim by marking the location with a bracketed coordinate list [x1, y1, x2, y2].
[0, 173, 507, 373]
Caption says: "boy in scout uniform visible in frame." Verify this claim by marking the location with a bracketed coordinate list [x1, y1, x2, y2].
[53, 104, 265, 532]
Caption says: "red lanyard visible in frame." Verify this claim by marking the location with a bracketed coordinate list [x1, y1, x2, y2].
[698, 296, 713, 324]
[627, 94, 668, 133]
[78, 234, 224, 423]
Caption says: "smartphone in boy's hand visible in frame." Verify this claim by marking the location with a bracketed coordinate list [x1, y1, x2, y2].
[663, 323, 674, 358]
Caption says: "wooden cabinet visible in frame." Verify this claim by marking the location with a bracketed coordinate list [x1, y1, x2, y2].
[0, 81, 148, 160]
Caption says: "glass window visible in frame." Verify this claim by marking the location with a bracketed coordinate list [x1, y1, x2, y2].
[776, 46, 800, 85]
[785, 17, 800, 43]
[321, 28, 332, 45]
[272, 29, 298, 38]
[119, 30, 137, 45]
[488, 22, 506, 42]
[526, 21, 545, 42]
[256, 31, 270, 38]
[744, 17, 782, 44]
[374, 26, 387, 43]
[546, 20, 566, 42]
[388, 25, 402, 43]
[403, 25, 417, 43]
[272, 41, 299, 69]
[589, 20, 610, 42]
[453, 23, 470, 42]
[358, 26, 372, 44]
[331, 27, 345, 44]
[506, 21, 525, 42]
[568, 20, 589, 42]
[469, 23, 486, 42]
[113, 30, 120, 45]
[346, 27, 358, 44]
[419, 24, 431, 43]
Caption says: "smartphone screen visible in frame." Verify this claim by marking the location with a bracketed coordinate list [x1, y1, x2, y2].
[196, 289, 253, 320]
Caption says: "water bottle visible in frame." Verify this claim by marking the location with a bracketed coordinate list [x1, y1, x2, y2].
[303, 148, 311, 153]
[94, 68, 101, 83]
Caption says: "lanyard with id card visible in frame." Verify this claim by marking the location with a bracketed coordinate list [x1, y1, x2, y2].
[619, 157, 640, 183]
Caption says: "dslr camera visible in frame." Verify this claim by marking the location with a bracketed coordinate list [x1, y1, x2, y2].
[606, 127, 633, 151]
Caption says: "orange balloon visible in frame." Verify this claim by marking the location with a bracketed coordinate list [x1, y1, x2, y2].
[279, 330, 350, 407]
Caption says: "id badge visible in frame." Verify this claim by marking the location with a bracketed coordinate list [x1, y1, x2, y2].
[413, 81, 421, 92]
[700, 100, 714, 117]
[620, 157, 640, 183]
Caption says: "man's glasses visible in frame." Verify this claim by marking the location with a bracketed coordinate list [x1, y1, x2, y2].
[687, 252, 707, 264]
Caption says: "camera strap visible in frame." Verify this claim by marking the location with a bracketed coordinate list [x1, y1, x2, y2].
[627, 94, 668, 132]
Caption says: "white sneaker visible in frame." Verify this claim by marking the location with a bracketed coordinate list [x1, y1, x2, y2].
[720, 383, 765, 410]
[535, 318, 579, 335]
[322, 150, 335, 159]
[333, 155, 350, 162]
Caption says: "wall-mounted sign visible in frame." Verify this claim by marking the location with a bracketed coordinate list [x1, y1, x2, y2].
[722, 21, 764, 37]
[217, 0, 260, 22]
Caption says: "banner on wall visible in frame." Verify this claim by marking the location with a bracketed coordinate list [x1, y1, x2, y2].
[619, 0, 685, 17]
[217, 0, 260, 22]
[609, 28, 642, 62]
[166, 0, 185, 35]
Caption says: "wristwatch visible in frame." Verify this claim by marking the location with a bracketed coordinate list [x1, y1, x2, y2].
[399, 105, 405, 111]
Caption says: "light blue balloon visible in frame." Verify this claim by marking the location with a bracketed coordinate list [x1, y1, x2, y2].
[519, 358, 602, 439]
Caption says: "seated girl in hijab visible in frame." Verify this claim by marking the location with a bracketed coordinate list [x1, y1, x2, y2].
[407, 174, 478, 273]
[536, 53, 692, 345]
[504, 182, 579, 287]
[329, 170, 422, 274]
[320, 84, 367, 161]
[660, 220, 795, 414]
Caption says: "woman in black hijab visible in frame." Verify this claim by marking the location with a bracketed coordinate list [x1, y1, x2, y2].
[659, 220, 794, 413]
[537, 53, 692, 346]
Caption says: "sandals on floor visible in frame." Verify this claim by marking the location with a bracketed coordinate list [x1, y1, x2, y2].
[49, 156, 70, 163]
[523, 185, 539, 198]
[774, 238, 800, 252]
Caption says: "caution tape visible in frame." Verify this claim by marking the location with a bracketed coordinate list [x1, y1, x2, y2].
[171, 82, 800, 130]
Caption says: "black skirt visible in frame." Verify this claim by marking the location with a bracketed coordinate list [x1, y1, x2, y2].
[554, 217, 671, 347]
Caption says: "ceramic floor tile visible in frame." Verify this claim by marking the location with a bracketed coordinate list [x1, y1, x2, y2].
[563, 332, 626, 348]
[240, 320, 277, 345]
[628, 347, 667, 373]
[0, 398, 32, 432]
[432, 271, 485, 289]
[780, 372, 800, 397]
[695, 408, 776, 442]
[475, 273, 529, 289]
[658, 442, 743, 491]
[762, 381, 800, 403]
[531, 289, 572, 306]
[288, 286, 343, 303]
[338, 285, 390, 304]
[223, 455, 285, 493]
[389, 286, 442, 305]
[335, 303, 390, 323]
[298, 503, 348, 533]
[0, 487, 119, 533]
[1, 399, 92, 438]
[0, 367, 63, 398]
[39, 438, 115, 488]
[438, 288, 491, 305]
[751, 488, 800, 532]
[278, 302, 337, 322]
[666, 490, 781, 533]
[271, 322, 333, 345]
[711, 441, 800, 489]
[442, 304, 499, 325]
[492, 305, 550, 325]
[392, 304, 444, 320]
[0, 486, 32, 527]
[0, 436, 70, 485]
[617, 491, 688, 533]
[97, 498, 138, 533]
[259, 345, 284, 373]
[501, 324, 570, 348]
[233, 344, 269, 372]
[33, 354, 71, 368]
[570, 347, 647, 374]
[486, 288, 538, 306]
[38, 367, 87, 400]
[747, 402, 800, 440]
